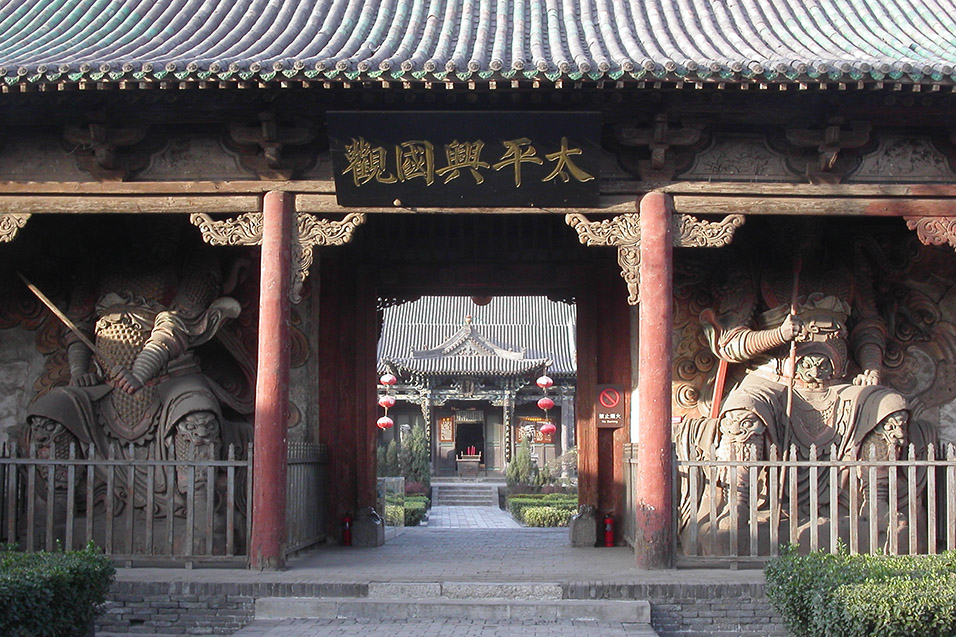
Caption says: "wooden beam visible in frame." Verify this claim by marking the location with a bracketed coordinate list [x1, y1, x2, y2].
[663, 182, 956, 198]
[672, 196, 956, 217]
[0, 181, 335, 195]
[294, 193, 637, 215]
[0, 195, 261, 214]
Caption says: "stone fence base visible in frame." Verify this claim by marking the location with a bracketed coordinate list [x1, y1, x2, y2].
[99, 579, 785, 635]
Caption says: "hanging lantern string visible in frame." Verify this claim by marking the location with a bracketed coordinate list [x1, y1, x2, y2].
[377, 373, 398, 430]
[536, 373, 555, 433]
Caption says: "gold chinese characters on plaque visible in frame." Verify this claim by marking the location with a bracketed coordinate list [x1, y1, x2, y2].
[328, 111, 600, 208]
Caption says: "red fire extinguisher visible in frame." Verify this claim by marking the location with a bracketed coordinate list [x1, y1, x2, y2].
[603, 512, 615, 547]
[342, 512, 353, 546]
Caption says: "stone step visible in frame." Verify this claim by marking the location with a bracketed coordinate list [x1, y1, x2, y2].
[433, 485, 500, 506]
[255, 596, 656, 628]
[369, 582, 563, 599]
[434, 495, 497, 500]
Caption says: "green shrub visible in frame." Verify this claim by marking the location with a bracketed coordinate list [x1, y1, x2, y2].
[401, 424, 430, 488]
[523, 506, 574, 527]
[385, 440, 400, 477]
[507, 496, 576, 523]
[765, 547, 956, 637]
[506, 439, 534, 487]
[0, 542, 115, 636]
[385, 493, 405, 507]
[818, 573, 956, 636]
[384, 505, 404, 526]
[406, 494, 430, 509]
[404, 500, 427, 526]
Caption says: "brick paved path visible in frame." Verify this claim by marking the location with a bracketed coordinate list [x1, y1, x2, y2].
[424, 505, 520, 528]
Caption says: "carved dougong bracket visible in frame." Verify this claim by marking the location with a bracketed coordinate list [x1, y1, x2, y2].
[566, 212, 744, 305]
[0, 213, 30, 242]
[904, 217, 956, 250]
[785, 117, 871, 183]
[292, 212, 366, 303]
[225, 112, 318, 180]
[190, 211, 366, 303]
[63, 121, 152, 181]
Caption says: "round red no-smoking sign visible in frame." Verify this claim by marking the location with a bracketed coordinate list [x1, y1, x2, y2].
[598, 387, 620, 409]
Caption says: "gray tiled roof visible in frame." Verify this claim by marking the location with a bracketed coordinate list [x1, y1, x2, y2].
[0, 0, 954, 87]
[378, 296, 576, 377]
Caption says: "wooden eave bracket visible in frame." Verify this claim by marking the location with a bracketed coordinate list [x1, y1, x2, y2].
[566, 211, 744, 305]
[904, 216, 956, 251]
[190, 210, 366, 303]
[0, 213, 30, 242]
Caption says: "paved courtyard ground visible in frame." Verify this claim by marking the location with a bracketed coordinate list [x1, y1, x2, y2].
[100, 505, 769, 636]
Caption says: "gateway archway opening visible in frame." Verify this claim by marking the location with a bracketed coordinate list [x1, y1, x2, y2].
[318, 213, 632, 544]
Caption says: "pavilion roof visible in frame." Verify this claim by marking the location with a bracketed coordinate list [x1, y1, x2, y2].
[378, 296, 575, 378]
[0, 0, 953, 89]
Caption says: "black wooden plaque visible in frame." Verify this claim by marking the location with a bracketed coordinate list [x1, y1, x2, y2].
[327, 111, 601, 208]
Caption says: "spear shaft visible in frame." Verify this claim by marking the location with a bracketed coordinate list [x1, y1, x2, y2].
[785, 256, 803, 427]
[17, 272, 113, 375]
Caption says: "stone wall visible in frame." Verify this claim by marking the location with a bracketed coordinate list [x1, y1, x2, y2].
[566, 582, 787, 636]
[98, 581, 365, 635]
[97, 580, 786, 635]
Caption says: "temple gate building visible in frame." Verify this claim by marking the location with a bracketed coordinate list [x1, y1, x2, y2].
[0, 0, 952, 573]
[376, 295, 576, 476]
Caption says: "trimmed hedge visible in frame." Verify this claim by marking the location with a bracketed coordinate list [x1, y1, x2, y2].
[406, 494, 430, 509]
[404, 500, 427, 526]
[765, 547, 956, 637]
[384, 504, 404, 526]
[523, 506, 574, 527]
[0, 543, 115, 637]
[507, 496, 577, 524]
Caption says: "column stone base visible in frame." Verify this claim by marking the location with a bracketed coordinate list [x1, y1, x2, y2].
[352, 507, 385, 547]
[569, 505, 597, 547]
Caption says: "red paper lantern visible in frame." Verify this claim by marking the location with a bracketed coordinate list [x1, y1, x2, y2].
[540, 421, 557, 436]
[376, 416, 394, 430]
[537, 397, 555, 411]
[380, 373, 398, 386]
[377, 395, 397, 409]
[536, 375, 554, 389]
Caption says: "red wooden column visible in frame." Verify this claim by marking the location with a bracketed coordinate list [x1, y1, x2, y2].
[250, 191, 293, 570]
[635, 191, 675, 569]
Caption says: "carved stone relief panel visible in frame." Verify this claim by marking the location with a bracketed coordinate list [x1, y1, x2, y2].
[674, 222, 956, 449]
[847, 133, 956, 183]
[138, 133, 255, 181]
[0, 130, 94, 181]
[677, 134, 800, 182]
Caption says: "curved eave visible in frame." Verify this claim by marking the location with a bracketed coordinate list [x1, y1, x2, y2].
[385, 356, 551, 378]
[2, 65, 954, 90]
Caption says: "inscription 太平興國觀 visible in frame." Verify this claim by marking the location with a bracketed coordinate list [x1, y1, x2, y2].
[328, 111, 601, 208]
[341, 136, 593, 189]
